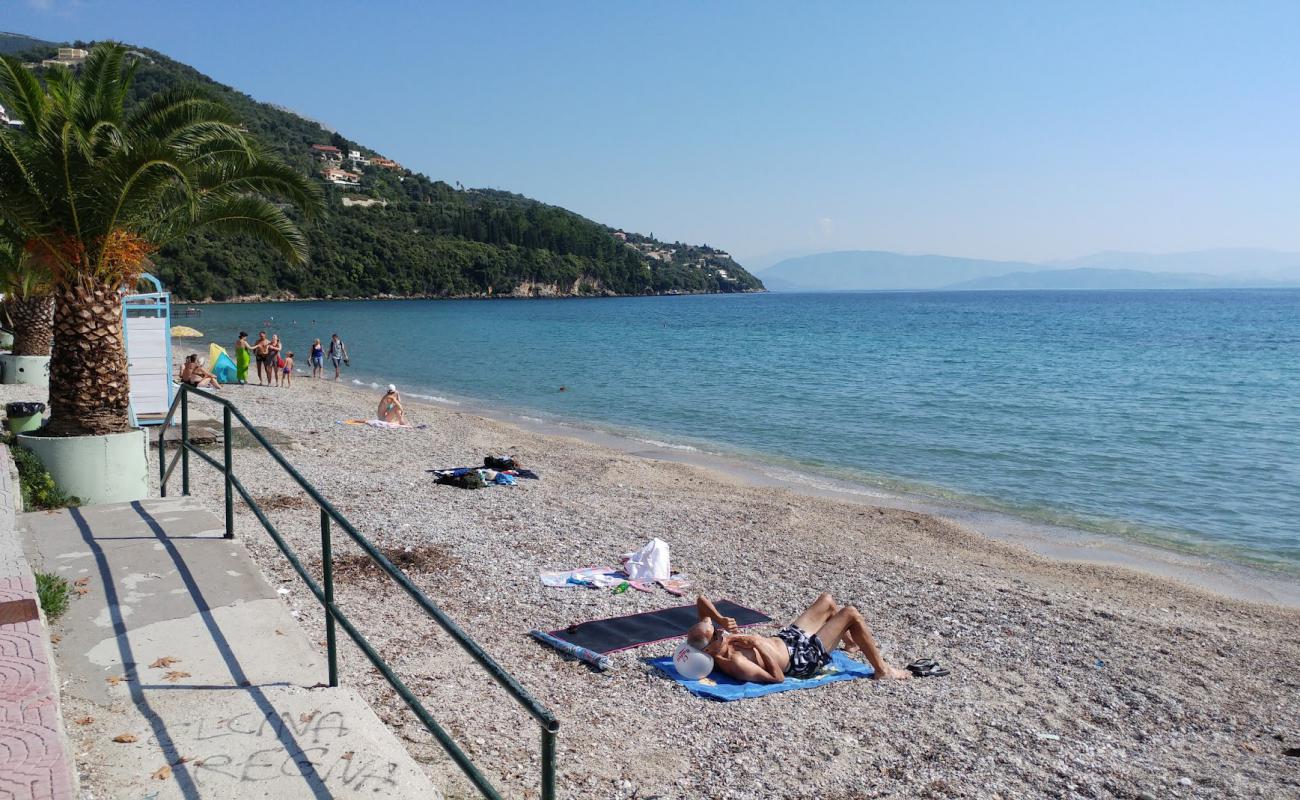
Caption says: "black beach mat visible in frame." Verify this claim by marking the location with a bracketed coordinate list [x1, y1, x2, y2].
[549, 600, 772, 654]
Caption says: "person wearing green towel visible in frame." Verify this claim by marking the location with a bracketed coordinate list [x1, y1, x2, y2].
[235, 331, 251, 385]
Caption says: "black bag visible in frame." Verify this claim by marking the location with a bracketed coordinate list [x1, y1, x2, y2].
[6, 402, 46, 417]
[483, 455, 517, 471]
[436, 470, 485, 490]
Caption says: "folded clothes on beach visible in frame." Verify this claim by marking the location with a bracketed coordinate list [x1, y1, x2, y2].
[539, 566, 623, 588]
[335, 419, 428, 429]
[549, 600, 771, 654]
[647, 650, 874, 701]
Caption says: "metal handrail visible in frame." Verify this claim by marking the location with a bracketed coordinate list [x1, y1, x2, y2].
[158, 384, 558, 799]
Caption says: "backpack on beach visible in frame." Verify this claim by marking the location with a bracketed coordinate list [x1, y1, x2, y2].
[435, 469, 486, 490]
[484, 455, 518, 471]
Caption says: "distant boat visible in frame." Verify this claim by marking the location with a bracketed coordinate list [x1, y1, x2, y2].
[176, 307, 202, 317]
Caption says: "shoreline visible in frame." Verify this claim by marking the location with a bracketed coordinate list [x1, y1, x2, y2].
[341, 373, 1300, 609]
[172, 288, 767, 305]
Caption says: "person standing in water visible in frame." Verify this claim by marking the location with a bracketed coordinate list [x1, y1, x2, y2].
[310, 338, 324, 379]
[328, 333, 349, 380]
[235, 332, 251, 385]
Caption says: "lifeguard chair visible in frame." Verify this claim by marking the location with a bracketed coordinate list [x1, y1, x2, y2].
[122, 273, 174, 425]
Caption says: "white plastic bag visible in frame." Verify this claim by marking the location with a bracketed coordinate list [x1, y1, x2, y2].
[622, 537, 671, 581]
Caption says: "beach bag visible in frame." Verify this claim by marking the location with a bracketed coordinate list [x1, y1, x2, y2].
[621, 537, 671, 581]
[276, 355, 285, 369]
[436, 470, 485, 490]
[484, 455, 518, 471]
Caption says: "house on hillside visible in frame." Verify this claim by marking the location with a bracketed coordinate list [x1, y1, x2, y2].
[370, 156, 403, 171]
[321, 168, 361, 186]
[612, 231, 628, 242]
[348, 150, 370, 168]
[41, 47, 89, 68]
[310, 144, 344, 163]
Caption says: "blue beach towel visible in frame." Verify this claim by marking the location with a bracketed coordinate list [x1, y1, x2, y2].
[646, 650, 874, 701]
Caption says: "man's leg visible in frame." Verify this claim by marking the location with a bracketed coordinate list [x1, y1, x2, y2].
[791, 593, 838, 633]
[813, 606, 909, 680]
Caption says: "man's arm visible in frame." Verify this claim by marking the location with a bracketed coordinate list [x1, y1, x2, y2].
[694, 597, 738, 632]
[725, 635, 785, 683]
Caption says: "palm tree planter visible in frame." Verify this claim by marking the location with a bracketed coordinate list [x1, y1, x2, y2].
[0, 45, 318, 503]
[0, 226, 55, 386]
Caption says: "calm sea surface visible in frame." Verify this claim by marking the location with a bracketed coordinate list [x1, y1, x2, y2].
[195, 290, 1300, 572]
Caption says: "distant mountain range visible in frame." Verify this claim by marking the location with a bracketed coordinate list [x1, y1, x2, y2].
[760, 249, 1300, 291]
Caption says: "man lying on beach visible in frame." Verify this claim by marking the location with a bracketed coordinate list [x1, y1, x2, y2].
[687, 595, 911, 682]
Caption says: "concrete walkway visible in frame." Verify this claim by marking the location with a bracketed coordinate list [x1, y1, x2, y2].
[19, 497, 442, 799]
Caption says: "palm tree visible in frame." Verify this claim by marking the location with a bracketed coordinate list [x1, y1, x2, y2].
[0, 44, 320, 435]
[0, 223, 54, 356]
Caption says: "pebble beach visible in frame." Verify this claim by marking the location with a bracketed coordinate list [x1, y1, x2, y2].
[8, 359, 1300, 799]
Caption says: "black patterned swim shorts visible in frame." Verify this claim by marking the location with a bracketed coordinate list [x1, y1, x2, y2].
[775, 625, 831, 679]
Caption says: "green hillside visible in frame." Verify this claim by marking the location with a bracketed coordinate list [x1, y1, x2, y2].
[3, 35, 763, 300]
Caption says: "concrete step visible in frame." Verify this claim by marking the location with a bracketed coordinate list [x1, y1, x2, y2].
[18, 497, 443, 799]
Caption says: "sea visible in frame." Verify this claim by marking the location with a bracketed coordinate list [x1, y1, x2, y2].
[192, 290, 1300, 576]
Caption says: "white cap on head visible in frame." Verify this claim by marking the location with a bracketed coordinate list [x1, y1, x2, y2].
[387, 384, 396, 393]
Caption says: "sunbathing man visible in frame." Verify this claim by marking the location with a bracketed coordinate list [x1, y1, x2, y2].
[687, 595, 910, 683]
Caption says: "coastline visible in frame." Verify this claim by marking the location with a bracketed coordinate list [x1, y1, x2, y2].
[343, 374, 1300, 608]
[173, 287, 767, 304]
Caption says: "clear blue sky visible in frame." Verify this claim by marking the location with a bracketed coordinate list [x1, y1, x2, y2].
[9, 0, 1300, 266]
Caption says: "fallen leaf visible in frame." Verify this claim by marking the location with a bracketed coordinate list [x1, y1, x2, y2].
[152, 764, 171, 780]
[50, 634, 61, 644]
[149, 656, 180, 669]
[74, 587, 90, 596]
[172, 755, 191, 765]
[299, 711, 317, 724]
[74, 577, 90, 586]
[105, 676, 124, 686]
[340, 751, 354, 761]
[275, 629, 285, 636]
[74, 716, 94, 725]
[162, 671, 191, 683]
[112, 733, 138, 743]
[193, 759, 204, 767]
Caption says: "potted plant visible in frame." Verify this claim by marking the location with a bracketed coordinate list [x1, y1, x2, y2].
[0, 44, 320, 504]
[0, 223, 55, 386]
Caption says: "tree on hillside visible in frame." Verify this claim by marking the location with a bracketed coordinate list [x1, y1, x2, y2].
[0, 44, 321, 435]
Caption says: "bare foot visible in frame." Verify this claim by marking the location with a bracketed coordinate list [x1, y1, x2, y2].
[873, 665, 911, 680]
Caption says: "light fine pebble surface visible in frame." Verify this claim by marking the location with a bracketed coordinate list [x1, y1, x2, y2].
[7, 364, 1300, 799]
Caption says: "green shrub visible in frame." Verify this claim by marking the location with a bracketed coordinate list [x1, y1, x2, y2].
[35, 571, 71, 621]
[11, 445, 80, 510]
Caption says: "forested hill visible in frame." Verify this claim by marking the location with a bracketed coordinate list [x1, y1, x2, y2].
[4, 36, 764, 300]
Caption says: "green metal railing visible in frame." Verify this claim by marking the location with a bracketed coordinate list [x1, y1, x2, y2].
[158, 384, 558, 799]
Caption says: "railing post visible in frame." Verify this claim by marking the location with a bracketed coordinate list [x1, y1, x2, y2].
[223, 405, 234, 539]
[542, 728, 556, 800]
[321, 508, 338, 687]
[158, 423, 167, 498]
[180, 388, 190, 496]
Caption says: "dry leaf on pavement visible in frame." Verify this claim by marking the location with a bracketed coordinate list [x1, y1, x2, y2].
[74, 716, 94, 725]
[112, 733, 138, 743]
[149, 656, 180, 669]
[152, 764, 171, 780]
[162, 671, 191, 682]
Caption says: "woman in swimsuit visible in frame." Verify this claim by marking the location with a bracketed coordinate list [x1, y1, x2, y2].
[235, 332, 251, 385]
[180, 355, 220, 390]
[268, 334, 283, 387]
[310, 340, 325, 379]
[377, 385, 407, 425]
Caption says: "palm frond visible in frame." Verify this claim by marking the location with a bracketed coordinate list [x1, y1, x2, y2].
[184, 194, 310, 265]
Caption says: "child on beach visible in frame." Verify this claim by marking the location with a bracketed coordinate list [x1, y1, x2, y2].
[282, 352, 294, 387]
[685, 595, 911, 683]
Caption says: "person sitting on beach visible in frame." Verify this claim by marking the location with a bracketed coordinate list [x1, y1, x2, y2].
[179, 354, 220, 390]
[282, 352, 295, 387]
[685, 595, 910, 683]
[378, 384, 407, 425]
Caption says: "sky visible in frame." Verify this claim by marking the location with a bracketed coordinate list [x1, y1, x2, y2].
[6, 0, 1300, 267]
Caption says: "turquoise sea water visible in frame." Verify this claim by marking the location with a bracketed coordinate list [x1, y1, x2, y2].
[194, 290, 1300, 572]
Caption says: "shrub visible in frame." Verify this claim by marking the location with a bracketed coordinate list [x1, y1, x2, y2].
[11, 445, 80, 510]
[35, 571, 71, 621]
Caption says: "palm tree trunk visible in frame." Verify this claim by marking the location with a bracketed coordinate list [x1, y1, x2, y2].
[44, 281, 133, 436]
[7, 295, 54, 356]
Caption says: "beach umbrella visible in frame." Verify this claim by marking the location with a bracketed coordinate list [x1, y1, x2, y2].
[170, 325, 203, 338]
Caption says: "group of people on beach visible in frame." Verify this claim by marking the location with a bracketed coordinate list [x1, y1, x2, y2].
[232, 331, 350, 387]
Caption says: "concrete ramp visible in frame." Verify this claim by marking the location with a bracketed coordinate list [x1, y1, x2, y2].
[19, 497, 442, 799]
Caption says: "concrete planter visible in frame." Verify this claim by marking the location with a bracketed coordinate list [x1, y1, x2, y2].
[0, 355, 51, 386]
[17, 428, 149, 505]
